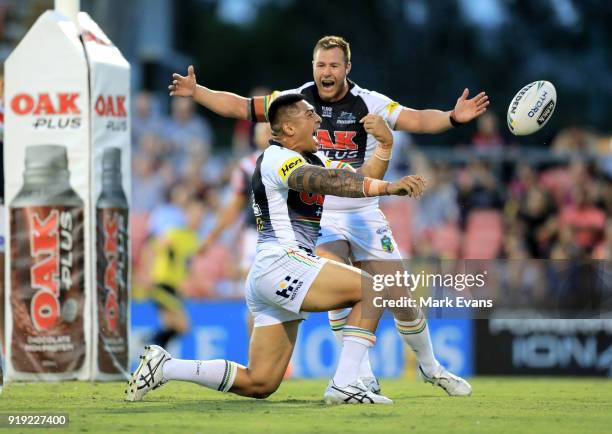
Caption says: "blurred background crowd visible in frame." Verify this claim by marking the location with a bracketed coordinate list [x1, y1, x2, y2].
[1, 0, 611, 302]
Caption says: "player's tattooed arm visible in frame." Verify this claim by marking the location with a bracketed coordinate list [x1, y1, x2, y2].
[288, 165, 370, 198]
[287, 165, 427, 198]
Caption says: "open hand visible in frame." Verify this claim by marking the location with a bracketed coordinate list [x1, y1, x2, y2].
[169, 65, 197, 97]
[451, 88, 489, 123]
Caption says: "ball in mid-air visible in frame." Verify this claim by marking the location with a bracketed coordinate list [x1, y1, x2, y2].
[507, 80, 556, 136]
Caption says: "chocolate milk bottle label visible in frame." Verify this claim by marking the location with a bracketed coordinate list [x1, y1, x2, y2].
[96, 207, 128, 373]
[10, 206, 85, 373]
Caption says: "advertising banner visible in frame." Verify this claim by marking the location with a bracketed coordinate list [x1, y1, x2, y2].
[4, 11, 91, 380]
[78, 11, 131, 381]
[130, 301, 474, 379]
[475, 317, 612, 376]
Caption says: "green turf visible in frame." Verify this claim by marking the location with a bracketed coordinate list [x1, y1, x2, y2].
[1, 377, 611, 433]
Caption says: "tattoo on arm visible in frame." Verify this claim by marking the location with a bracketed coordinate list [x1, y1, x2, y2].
[288, 165, 366, 198]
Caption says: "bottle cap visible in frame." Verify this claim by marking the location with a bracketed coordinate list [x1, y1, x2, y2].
[102, 147, 122, 172]
[25, 145, 68, 171]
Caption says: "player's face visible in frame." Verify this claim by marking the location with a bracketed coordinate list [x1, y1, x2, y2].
[313, 48, 351, 102]
[291, 100, 322, 153]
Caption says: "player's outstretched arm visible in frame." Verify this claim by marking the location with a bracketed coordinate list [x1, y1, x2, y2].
[357, 114, 393, 179]
[395, 88, 489, 134]
[169, 65, 250, 120]
[288, 164, 426, 198]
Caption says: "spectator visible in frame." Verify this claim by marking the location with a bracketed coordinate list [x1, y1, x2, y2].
[132, 91, 165, 149]
[551, 125, 600, 154]
[471, 112, 504, 149]
[516, 185, 556, 258]
[559, 186, 606, 253]
[147, 183, 192, 238]
[412, 162, 459, 235]
[163, 97, 213, 171]
[457, 159, 503, 226]
[131, 153, 165, 213]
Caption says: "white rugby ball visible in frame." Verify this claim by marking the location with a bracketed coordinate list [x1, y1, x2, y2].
[507, 80, 556, 135]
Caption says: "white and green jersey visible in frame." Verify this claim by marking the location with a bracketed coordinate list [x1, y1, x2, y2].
[252, 141, 331, 252]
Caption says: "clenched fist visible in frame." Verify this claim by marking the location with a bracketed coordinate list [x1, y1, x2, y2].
[387, 175, 427, 198]
[360, 114, 393, 148]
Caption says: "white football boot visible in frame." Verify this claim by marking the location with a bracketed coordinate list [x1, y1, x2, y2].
[125, 345, 172, 402]
[360, 377, 382, 395]
[419, 365, 472, 396]
[324, 379, 393, 404]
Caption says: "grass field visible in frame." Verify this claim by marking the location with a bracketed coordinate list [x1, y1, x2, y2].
[2, 377, 612, 433]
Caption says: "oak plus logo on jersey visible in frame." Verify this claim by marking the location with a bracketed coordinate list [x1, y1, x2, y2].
[10, 92, 82, 130]
[29, 210, 74, 330]
[94, 94, 128, 132]
[317, 129, 359, 161]
[276, 275, 303, 300]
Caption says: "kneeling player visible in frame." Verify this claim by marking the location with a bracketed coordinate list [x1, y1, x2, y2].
[126, 94, 426, 404]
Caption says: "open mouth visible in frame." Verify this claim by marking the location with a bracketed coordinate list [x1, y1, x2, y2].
[321, 79, 335, 90]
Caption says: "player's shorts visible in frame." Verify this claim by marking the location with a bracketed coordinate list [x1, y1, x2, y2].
[317, 208, 403, 262]
[245, 244, 327, 327]
[151, 283, 184, 311]
[240, 226, 259, 271]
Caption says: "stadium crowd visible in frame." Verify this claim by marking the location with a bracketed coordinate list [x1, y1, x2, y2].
[130, 91, 612, 302]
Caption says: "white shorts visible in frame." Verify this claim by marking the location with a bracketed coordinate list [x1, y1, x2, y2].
[245, 244, 327, 327]
[318, 208, 403, 262]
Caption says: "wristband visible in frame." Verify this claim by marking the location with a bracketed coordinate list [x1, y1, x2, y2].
[363, 178, 390, 197]
[450, 110, 462, 127]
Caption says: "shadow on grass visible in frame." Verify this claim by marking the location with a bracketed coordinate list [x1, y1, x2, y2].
[104, 398, 331, 414]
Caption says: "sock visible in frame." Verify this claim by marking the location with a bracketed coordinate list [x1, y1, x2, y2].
[152, 329, 177, 347]
[332, 326, 376, 388]
[357, 351, 375, 379]
[328, 308, 350, 344]
[327, 308, 374, 378]
[329, 309, 376, 380]
[163, 358, 241, 392]
[395, 315, 439, 377]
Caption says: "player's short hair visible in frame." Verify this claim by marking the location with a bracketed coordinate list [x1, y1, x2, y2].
[313, 35, 351, 63]
[268, 93, 305, 135]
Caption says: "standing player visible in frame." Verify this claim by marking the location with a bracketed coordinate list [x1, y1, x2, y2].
[168, 36, 487, 395]
[126, 94, 427, 404]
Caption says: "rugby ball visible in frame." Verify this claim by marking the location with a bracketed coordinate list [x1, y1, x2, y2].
[507, 80, 556, 135]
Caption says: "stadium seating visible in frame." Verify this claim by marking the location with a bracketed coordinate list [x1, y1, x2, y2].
[431, 222, 462, 259]
[463, 209, 503, 259]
